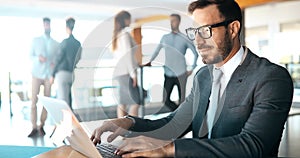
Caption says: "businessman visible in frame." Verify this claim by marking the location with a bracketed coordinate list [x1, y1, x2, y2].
[91, 0, 294, 157]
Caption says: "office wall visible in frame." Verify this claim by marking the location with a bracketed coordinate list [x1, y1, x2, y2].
[245, 1, 300, 64]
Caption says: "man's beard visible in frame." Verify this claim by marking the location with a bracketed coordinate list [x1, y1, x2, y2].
[171, 25, 178, 32]
[220, 30, 233, 61]
[200, 30, 233, 65]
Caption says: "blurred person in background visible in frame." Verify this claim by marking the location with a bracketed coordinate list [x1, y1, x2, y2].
[51, 17, 81, 110]
[146, 14, 198, 111]
[29, 17, 59, 137]
[111, 10, 141, 118]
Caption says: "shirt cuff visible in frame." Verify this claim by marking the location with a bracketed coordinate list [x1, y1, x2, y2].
[123, 115, 136, 137]
[124, 115, 136, 127]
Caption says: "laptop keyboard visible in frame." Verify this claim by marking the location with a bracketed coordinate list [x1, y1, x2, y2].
[96, 143, 121, 158]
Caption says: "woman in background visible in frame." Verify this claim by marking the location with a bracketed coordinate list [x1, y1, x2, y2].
[111, 10, 141, 118]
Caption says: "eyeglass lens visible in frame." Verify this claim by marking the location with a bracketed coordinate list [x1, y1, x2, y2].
[186, 26, 211, 40]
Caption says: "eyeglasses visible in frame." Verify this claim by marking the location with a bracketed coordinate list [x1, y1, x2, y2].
[185, 19, 235, 41]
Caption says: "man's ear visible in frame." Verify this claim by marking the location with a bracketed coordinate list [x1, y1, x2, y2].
[229, 20, 240, 39]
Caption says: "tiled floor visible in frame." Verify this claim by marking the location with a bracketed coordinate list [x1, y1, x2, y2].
[0, 100, 56, 148]
[1, 100, 300, 157]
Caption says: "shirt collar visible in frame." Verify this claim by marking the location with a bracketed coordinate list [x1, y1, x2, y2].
[217, 46, 244, 80]
[43, 34, 51, 40]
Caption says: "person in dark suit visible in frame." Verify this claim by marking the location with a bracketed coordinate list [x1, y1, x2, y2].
[50, 17, 81, 109]
[90, 0, 293, 157]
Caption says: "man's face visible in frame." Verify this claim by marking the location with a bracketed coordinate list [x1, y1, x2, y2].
[192, 5, 233, 66]
[170, 16, 180, 31]
[44, 21, 51, 35]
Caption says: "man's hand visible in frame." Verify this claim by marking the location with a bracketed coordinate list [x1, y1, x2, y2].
[49, 77, 54, 85]
[90, 118, 134, 145]
[187, 70, 193, 76]
[116, 136, 175, 157]
[132, 77, 137, 87]
[39, 55, 47, 63]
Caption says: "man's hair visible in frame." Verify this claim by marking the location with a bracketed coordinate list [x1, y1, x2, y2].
[43, 17, 51, 23]
[170, 13, 181, 22]
[188, 0, 242, 35]
[66, 17, 75, 31]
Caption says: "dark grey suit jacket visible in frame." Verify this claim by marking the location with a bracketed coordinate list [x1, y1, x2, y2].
[130, 47, 293, 157]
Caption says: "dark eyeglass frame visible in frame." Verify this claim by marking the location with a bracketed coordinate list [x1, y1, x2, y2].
[185, 19, 235, 40]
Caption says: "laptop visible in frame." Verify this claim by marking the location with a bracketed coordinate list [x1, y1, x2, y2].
[37, 95, 121, 158]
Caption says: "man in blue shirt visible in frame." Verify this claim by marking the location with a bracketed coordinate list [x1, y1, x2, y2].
[148, 14, 198, 111]
[29, 17, 59, 137]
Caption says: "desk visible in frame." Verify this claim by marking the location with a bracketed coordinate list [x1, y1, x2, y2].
[33, 112, 170, 157]
[289, 107, 300, 117]
[33, 145, 87, 158]
[0, 145, 54, 158]
[33, 119, 121, 158]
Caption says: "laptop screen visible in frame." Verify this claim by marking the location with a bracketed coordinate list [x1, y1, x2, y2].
[37, 95, 102, 158]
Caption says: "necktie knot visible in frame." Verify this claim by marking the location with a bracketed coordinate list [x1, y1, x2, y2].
[213, 68, 223, 82]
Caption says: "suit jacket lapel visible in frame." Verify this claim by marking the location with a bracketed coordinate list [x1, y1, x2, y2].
[221, 47, 252, 106]
[194, 65, 212, 137]
[213, 48, 254, 128]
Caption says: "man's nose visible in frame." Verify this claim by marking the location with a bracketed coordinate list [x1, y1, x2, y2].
[195, 33, 205, 45]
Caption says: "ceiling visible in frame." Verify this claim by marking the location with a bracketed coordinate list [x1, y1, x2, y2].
[236, 0, 286, 8]
[0, 0, 289, 21]
[0, 0, 189, 20]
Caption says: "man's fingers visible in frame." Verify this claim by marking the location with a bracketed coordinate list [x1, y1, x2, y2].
[107, 127, 125, 142]
[107, 134, 117, 143]
[116, 139, 143, 156]
[90, 127, 105, 145]
[92, 137, 101, 145]
[90, 135, 95, 141]
[116, 146, 139, 156]
[90, 134, 100, 145]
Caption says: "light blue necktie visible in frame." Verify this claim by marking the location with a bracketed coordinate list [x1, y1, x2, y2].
[206, 68, 223, 138]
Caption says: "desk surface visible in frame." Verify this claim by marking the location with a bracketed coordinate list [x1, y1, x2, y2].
[33, 119, 119, 158]
[33, 145, 87, 158]
[0, 145, 54, 158]
[33, 145, 72, 158]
